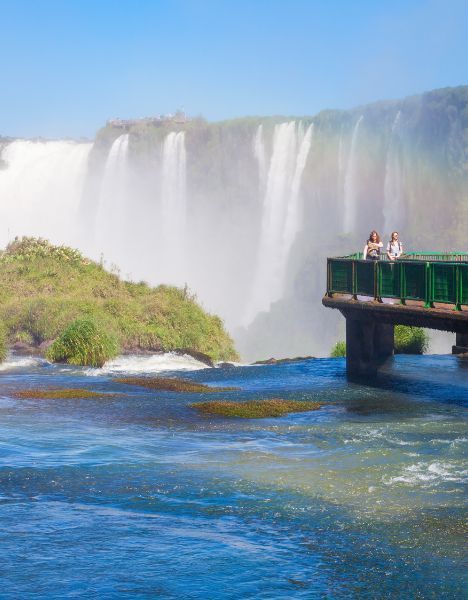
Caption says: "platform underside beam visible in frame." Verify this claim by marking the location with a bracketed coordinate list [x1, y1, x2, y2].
[322, 295, 468, 376]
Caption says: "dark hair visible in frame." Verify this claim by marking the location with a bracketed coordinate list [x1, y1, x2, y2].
[390, 231, 399, 241]
[368, 230, 380, 243]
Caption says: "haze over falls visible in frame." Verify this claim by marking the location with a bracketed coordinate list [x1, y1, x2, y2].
[0, 86, 466, 359]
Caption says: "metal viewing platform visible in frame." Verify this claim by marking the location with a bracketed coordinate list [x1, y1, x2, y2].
[323, 253, 468, 376]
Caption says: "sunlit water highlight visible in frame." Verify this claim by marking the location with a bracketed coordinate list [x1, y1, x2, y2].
[0, 354, 466, 598]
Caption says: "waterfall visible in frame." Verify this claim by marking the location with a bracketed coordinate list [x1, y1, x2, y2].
[1, 96, 459, 362]
[0, 140, 91, 249]
[383, 111, 404, 236]
[337, 134, 345, 208]
[343, 115, 363, 233]
[159, 131, 187, 284]
[245, 121, 313, 324]
[94, 134, 130, 265]
[283, 124, 313, 258]
[253, 124, 267, 191]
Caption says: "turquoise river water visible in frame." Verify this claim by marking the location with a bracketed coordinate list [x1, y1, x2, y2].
[0, 353, 466, 598]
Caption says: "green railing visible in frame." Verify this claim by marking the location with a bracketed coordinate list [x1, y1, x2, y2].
[326, 254, 468, 310]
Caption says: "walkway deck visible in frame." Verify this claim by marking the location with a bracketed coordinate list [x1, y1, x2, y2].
[323, 253, 468, 375]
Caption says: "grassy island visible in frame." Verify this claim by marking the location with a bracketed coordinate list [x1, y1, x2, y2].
[192, 399, 322, 418]
[114, 376, 239, 393]
[14, 388, 120, 399]
[0, 237, 238, 365]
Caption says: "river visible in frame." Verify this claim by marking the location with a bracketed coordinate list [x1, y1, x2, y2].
[0, 354, 466, 598]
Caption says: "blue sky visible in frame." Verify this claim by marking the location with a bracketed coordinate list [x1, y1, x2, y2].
[1, 0, 467, 138]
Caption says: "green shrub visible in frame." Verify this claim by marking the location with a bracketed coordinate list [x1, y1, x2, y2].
[0, 322, 7, 363]
[394, 326, 428, 354]
[330, 340, 346, 357]
[46, 318, 119, 367]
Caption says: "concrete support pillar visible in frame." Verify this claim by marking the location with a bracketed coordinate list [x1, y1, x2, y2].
[452, 332, 468, 355]
[346, 318, 394, 377]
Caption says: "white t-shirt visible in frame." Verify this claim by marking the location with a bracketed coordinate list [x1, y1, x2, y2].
[387, 241, 402, 257]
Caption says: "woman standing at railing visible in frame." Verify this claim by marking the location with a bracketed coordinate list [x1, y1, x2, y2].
[386, 231, 403, 261]
[363, 230, 383, 260]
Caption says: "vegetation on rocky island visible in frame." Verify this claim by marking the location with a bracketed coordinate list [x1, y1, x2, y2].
[191, 398, 322, 418]
[0, 237, 238, 364]
[14, 388, 120, 399]
[114, 376, 239, 393]
[46, 318, 119, 367]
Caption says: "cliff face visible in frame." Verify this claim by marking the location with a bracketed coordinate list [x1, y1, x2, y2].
[92, 86, 467, 248]
[84, 86, 466, 358]
[1, 86, 466, 359]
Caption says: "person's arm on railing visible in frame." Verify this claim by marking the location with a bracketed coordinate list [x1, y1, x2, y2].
[363, 243, 368, 260]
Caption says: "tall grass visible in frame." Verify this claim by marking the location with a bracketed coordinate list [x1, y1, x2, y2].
[0, 321, 7, 363]
[46, 318, 119, 367]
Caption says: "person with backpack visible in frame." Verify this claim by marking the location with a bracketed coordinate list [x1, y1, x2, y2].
[363, 230, 383, 260]
[386, 231, 403, 260]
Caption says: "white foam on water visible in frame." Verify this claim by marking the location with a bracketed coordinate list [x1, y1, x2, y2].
[383, 461, 468, 487]
[0, 355, 45, 372]
[430, 437, 468, 447]
[83, 353, 210, 376]
[215, 361, 248, 368]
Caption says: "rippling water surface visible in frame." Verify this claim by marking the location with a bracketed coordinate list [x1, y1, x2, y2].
[0, 354, 466, 598]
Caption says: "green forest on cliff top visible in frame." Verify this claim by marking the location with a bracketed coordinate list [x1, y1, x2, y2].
[0, 237, 238, 362]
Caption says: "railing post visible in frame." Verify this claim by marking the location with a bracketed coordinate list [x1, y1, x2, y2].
[375, 260, 382, 302]
[428, 263, 435, 308]
[424, 262, 432, 308]
[400, 262, 406, 305]
[326, 259, 332, 297]
[352, 260, 357, 300]
[455, 265, 462, 311]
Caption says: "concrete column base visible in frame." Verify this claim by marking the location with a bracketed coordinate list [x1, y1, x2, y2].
[452, 332, 468, 355]
[346, 319, 394, 377]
